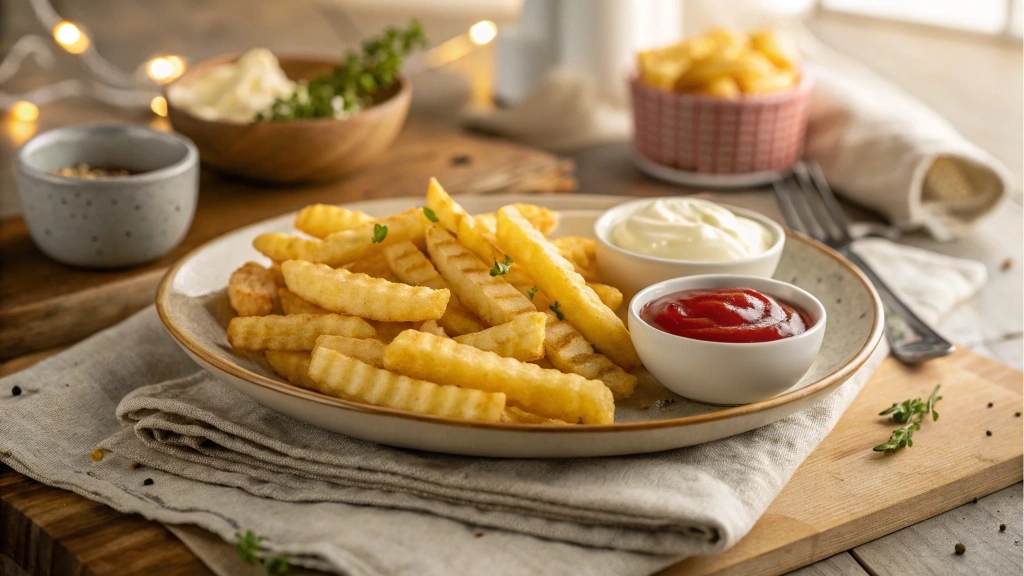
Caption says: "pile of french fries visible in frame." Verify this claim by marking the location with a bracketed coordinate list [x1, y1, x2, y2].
[224, 178, 641, 425]
[637, 28, 800, 98]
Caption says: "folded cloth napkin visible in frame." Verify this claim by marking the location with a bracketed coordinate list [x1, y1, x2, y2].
[467, 29, 1012, 241]
[0, 244, 984, 576]
[798, 36, 1014, 241]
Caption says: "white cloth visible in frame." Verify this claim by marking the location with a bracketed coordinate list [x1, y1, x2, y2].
[853, 237, 988, 325]
[800, 41, 1013, 241]
[0, 238, 986, 576]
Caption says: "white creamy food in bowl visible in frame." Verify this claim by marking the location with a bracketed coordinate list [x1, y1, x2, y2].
[594, 197, 785, 299]
[166, 48, 298, 123]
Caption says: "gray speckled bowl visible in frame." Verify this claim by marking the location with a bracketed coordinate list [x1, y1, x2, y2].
[15, 124, 199, 268]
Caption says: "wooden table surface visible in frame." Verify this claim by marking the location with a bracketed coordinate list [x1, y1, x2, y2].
[1, 2, 1022, 575]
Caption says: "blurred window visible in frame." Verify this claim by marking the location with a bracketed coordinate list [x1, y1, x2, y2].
[821, 0, 1023, 37]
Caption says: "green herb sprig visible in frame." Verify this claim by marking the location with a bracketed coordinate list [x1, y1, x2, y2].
[235, 530, 290, 575]
[526, 286, 539, 300]
[549, 301, 564, 320]
[256, 20, 427, 121]
[423, 207, 439, 223]
[372, 223, 388, 243]
[873, 385, 942, 452]
[490, 254, 513, 276]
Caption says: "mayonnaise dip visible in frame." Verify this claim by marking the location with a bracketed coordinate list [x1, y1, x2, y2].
[611, 198, 772, 261]
[167, 48, 296, 123]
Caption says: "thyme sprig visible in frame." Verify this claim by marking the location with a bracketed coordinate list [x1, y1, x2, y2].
[489, 254, 513, 276]
[235, 530, 290, 575]
[256, 20, 427, 121]
[873, 385, 942, 452]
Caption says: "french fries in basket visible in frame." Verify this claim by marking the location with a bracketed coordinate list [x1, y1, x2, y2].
[228, 262, 280, 317]
[314, 334, 386, 368]
[495, 206, 642, 371]
[384, 330, 614, 424]
[255, 208, 429, 267]
[308, 347, 506, 422]
[382, 241, 486, 336]
[294, 204, 374, 238]
[282, 260, 450, 322]
[425, 225, 536, 326]
[227, 314, 376, 351]
[453, 312, 546, 362]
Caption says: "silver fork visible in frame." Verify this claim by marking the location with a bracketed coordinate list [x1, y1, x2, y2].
[773, 161, 955, 364]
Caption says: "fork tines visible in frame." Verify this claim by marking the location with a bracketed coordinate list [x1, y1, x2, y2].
[773, 162, 852, 248]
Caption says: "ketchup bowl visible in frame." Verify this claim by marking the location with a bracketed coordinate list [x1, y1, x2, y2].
[628, 274, 826, 405]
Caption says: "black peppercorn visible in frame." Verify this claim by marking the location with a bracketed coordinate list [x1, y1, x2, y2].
[143, 478, 154, 486]
[954, 543, 966, 555]
[11, 385, 21, 396]
[988, 402, 994, 408]
[1000, 524, 1007, 532]
[986, 430, 993, 436]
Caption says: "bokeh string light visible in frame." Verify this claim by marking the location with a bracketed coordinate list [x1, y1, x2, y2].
[2, 0, 181, 121]
[3, 1, 499, 123]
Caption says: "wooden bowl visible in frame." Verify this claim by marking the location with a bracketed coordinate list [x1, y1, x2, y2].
[165, 54, 411, 183]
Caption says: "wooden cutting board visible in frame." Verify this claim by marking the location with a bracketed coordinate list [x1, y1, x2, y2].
[0, 120, 573, 361]
[2, 348, 1021, 576]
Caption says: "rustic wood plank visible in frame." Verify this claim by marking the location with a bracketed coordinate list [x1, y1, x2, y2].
[0, 347, 64, 378]
[0, 469, 214, 576]
[0, 120, 572, 360]
[851, 483, 1023, 576]
[664, 349, 1023, 576]
[1, 553, 32, 576]
[786, 553, 868, 576]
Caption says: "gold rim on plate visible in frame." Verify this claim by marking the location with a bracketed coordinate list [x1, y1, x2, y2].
[156, 213, 884, 434]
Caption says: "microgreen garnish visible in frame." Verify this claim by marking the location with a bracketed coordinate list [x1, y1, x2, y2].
[372, 223, 388, 243]
[235, 530, 290, 575]
[489, 254, 513, 276]
[423, 207, 439, 223]
[526, 286, 539, 300]
[549, 301, 564, 320]
[256, 21, 427, 121]
[873, 385, 942, 452]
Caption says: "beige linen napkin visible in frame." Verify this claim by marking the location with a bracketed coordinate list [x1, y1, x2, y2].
[0, 244, 984, 576]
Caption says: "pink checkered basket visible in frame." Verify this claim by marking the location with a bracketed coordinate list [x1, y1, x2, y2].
[630, 76, 812, 174]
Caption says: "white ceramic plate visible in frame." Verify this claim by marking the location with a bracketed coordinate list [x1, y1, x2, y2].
[632, 150, 786, 189]
[156, 194, 883, 458]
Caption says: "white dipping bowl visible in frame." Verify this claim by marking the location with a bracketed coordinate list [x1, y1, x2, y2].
[594, 198, 785, 300]
[628, 275, 827, 405]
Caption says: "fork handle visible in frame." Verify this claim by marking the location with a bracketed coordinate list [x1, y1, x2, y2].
[841, 248, 956, 363]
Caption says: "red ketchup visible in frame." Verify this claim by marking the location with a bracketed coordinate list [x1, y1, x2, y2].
[640, 288, 812, 344]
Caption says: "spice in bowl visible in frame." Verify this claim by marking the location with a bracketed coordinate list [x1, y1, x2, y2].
[51, 163, 134, 179]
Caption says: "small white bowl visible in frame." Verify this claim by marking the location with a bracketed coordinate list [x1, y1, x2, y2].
[594, 198, 785, 299]
[628, 275, 826, 405]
